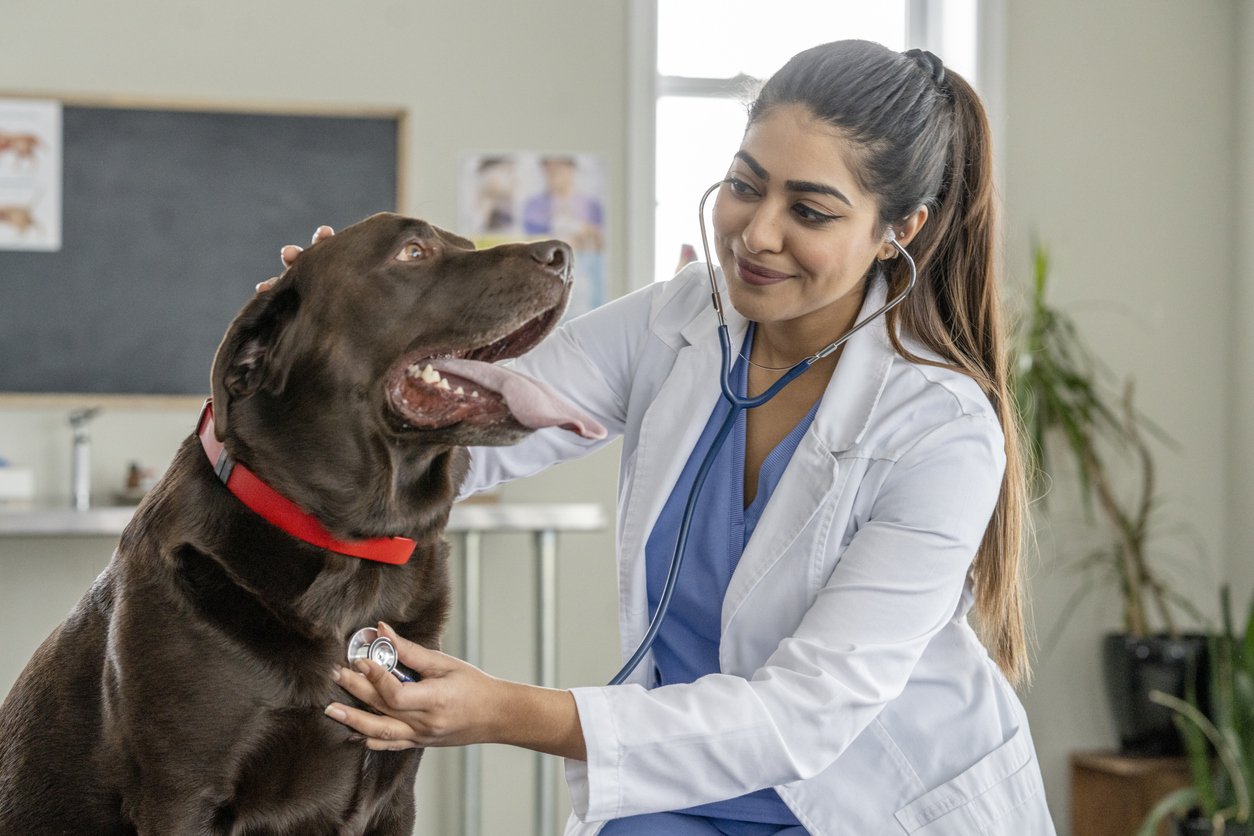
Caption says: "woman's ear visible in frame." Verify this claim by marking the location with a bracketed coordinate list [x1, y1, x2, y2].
[208, 280, 301, 441]
[880, 205, 930, 259]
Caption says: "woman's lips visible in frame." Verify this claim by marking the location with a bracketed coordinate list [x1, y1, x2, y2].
[735, 257, 793, 286]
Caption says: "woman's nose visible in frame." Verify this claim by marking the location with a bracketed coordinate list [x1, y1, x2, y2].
[740, 205, 784, 254]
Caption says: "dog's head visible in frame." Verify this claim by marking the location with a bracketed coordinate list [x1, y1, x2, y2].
[207, 212, 604, 533]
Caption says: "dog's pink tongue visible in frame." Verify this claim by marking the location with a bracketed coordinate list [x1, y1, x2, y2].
[433, 358, 607, 440]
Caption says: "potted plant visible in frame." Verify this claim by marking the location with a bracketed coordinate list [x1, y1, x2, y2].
[1014, 245, 1204, 755]
[1138, 586, 1252, 836]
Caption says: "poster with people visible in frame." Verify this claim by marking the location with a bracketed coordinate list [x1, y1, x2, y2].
[0, 99, 61, 251]
[459, 152, 607, 321]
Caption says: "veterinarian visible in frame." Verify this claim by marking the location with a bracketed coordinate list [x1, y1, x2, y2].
[317, 40, 1056, 836]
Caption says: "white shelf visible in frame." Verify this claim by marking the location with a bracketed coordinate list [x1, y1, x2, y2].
[0, 502, 606, 537]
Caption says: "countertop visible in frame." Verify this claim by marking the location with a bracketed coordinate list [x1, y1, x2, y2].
[0, 502, 607, 537]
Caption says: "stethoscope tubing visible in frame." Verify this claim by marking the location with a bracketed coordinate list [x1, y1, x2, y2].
[607, 181, 918, 686]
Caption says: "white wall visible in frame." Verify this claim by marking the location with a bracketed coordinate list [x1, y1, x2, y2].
[1232, 0, 1254, 604]
[0, 3, 628, 834]
[1001, 0, 1240, 832]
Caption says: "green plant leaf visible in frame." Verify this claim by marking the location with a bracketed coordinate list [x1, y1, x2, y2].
[1016, 243, 1190, 636]
[1244, 596, 1254, 672]
[1137, 786, 1200, 836]
[1153, 689, 1251, 821]
[1175, 710, 1219, 813]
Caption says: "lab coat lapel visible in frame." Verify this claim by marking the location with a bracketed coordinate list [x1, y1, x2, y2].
[722, 281, 897, 632]
[615, 294, 749, 662]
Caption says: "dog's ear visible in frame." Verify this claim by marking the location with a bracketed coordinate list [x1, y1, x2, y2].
[209, 281, 301, 441]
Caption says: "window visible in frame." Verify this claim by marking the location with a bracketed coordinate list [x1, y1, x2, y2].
[629, 0, 981, 285]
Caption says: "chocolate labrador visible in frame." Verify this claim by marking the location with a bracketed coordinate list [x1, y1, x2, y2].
[0, 212, 604, 835]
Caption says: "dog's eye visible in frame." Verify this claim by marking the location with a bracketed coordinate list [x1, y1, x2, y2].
[396, 242, 430, 262]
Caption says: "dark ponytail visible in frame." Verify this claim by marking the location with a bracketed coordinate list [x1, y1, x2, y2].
[750, 41, 1031, 685]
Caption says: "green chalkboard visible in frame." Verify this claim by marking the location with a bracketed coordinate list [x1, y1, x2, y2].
[0, 100, 401, 396]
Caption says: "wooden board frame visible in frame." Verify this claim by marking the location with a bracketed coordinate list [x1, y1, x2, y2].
[0, 92, 408, 406]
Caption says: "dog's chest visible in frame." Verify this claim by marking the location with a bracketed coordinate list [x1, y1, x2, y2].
[224, 706, 414, 831]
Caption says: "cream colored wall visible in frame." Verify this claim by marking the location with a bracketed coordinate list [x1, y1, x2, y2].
[2, 3, 1249, 836]
[1001, 0, 1239, 832]
[1233, 0, 1254, 603]
[0, 2, 627, 835]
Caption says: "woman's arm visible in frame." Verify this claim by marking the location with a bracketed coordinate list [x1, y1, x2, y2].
[455, 277, 663, 498]
[323, 411, 1007, 820]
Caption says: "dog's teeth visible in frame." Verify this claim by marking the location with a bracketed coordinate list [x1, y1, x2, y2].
[455, 386, 465, 395]
[471, 390, 481, 398]
[437, 378, 451, 391]
[420, 364, 442, 384]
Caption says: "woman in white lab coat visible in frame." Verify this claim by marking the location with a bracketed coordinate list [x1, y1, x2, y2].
[325, 40, 1057, 835]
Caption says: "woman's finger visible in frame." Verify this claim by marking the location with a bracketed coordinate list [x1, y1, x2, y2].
[332, 662, 395, 713]
[362, 735, 420, 752]
[262, 226, 336, 295]
[350, 656, 411, 709]
[376, 622, 447, 678]
[273, 226, 334, 282]
[324, 700, 418, 749]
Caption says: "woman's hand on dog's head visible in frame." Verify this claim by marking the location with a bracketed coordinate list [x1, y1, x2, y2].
[257, 225, 336, 292]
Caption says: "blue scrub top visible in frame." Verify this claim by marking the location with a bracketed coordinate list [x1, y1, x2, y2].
[643, 323, 820, 827]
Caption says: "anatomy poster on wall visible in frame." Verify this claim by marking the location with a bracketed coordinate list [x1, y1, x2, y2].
[458, 151, 607, 321]
[0, 99, 61, 251]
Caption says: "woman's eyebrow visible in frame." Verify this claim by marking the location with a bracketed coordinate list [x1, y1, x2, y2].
[733, 151, 854, 208]
[734, 150, 769, 180]
[786, 179, 853, 208]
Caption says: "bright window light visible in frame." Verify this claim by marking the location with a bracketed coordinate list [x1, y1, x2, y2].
[657, 1, 907, 79]
[936, 0, 978, 82]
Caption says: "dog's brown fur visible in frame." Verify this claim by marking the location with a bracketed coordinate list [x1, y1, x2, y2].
[0, 213, 575, 835]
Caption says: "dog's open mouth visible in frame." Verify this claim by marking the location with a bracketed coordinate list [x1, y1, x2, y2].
[385, 308, 607, 441]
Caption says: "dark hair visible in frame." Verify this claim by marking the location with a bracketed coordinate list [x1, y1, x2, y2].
[749, 40, 1031, 686]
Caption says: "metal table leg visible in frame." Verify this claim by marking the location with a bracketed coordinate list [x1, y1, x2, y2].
[536, 529, 558, 836]
[461, 531, 483, 836]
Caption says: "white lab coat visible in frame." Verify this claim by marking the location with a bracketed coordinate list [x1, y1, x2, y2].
[461, 264, 1056, 835]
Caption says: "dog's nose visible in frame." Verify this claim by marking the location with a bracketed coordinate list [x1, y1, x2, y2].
[528, 241, 573, 283]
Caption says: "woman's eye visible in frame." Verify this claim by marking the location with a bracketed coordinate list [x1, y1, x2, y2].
[396, 242, 428, 261]
[726, 177, 757, 197]
[794, 203, 839, 224]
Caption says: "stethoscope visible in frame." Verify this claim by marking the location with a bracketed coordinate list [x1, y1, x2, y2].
[346, 180, 918, 689]
[607, 180, 918, 685]
[347, 626, 419, 682]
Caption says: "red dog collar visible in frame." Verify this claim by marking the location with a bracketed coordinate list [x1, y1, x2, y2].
[196, 399, 415, 565]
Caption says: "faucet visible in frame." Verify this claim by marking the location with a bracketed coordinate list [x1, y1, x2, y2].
[68, 407, 101, 510]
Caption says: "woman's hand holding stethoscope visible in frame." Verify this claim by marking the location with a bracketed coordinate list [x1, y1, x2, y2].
[326, 622, 587, 760]
[326, 622, 511, 752]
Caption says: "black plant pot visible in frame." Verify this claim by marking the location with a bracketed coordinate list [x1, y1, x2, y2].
[1103, 632, 1209, 756]
[1177, 817, 1253, 835]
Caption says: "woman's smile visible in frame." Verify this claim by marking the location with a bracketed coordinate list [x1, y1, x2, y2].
[735, 256, 794, 286]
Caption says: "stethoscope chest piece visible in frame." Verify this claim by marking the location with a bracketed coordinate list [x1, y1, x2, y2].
[346, 626, 419, 683]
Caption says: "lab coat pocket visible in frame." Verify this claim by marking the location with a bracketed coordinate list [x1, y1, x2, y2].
[892, 725, 1046, 834]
